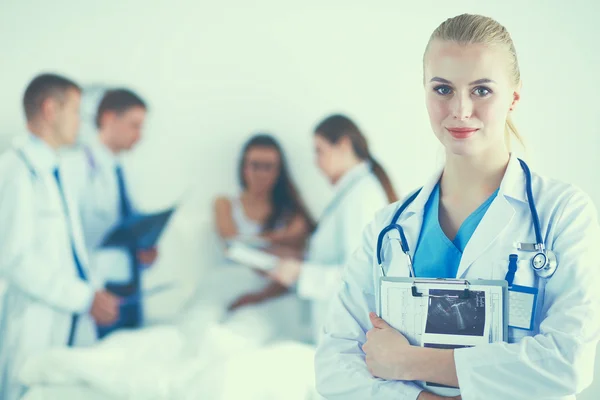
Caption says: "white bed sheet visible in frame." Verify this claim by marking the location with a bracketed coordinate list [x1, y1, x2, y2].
[19, 265, 318, 400]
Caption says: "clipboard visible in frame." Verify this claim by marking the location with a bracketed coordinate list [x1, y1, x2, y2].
[379, 277, 508, 341]
[100, 208, 175, 249]
[119, 282, 176, 306]
[378, 277, 508, 397]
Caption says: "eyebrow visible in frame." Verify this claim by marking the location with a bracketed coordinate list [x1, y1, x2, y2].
[430, 77, 496, 85]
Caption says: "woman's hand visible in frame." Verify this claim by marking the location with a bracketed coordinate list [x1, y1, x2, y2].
[268, 258, 302, 287]
[137, 248, 158, 265]
[363, 312, 416, 381]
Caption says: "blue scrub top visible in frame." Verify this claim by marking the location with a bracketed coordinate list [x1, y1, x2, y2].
[412, 183, 498, 278]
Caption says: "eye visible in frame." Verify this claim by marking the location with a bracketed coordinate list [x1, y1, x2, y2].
[433, 85, 453, 96]
[473, 86, 492, 97]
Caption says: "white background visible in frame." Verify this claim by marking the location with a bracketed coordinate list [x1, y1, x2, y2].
[1, 0, 599, 398]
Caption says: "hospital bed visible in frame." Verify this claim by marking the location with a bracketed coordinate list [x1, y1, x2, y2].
[19, 205, 319, 400]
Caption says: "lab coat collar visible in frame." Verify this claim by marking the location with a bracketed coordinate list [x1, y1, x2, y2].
[498, 153, 527, 204]
[398, 164, 444, 223]
[398, 153, 526, 221]
[332, 161, 371, 195]
[86, 133, 120, 168]
[13, 132, 60, 173]
[393, 153, 526, 279]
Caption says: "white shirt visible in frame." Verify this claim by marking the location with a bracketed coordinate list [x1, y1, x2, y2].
[230, 195, 263, 237]
[297, 161, 389, 342]
[64, 135, 136, 284]
[315, 155, 600, 400]
[0, 133, 96, 400]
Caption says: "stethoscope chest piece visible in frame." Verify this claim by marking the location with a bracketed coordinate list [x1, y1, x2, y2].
[532, 250, 558, 279]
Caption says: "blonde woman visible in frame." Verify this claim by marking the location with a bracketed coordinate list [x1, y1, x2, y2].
[315, 14, 600, 400]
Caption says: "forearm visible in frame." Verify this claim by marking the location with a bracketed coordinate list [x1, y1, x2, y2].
[262, 230, 306, 248]
[260, 281, 289, 299]
[404, 347, 459, 388]
[10, 259, 93, 313]
[418, 392, 461, 400]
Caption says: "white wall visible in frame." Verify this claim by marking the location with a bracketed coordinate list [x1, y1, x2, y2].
[1, 0, 599, 398]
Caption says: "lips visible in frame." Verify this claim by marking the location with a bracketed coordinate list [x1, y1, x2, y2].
[445, 127, 479, 139]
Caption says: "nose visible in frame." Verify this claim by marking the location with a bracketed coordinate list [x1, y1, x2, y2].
[450, 92, 473, 120]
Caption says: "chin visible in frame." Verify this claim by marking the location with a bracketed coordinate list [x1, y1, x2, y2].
[438, 132, 483, 156]
[445, 145, 477, 156]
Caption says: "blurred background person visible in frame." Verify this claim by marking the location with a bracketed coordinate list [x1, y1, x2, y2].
[214, 133, 315, 248]
[268, 114, 398, 343]
[201, 133, 316, 345]
[0, 73, 119, 400]
[64, 88, 157, 339]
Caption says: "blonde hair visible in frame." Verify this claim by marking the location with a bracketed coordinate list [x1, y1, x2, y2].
[424, 14, 524, 149]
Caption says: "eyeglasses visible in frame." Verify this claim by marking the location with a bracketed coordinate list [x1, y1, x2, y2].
[245, 161, 278, 172]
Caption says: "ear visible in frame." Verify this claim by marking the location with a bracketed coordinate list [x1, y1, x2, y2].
[40, 97, 58, 121]
[509, 81, 522, 112]
[99, 111, 117, 128]
[337, 135, 354, 152]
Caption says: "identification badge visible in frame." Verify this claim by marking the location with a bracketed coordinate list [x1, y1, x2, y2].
[508, 285, 538, 330]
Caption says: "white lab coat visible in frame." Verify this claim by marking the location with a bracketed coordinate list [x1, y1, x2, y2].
[315, 155, 600, 400]
[298, 161, 389, 342]
[63, 134, 135, 284]
[0, 134, 97, 400]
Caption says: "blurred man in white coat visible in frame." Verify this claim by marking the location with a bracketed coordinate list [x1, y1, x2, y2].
[64, 88, 157, 338]
[0, 73, 120, 400]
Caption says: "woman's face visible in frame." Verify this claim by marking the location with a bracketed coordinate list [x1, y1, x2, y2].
[243, 146, 281, 194]
[313, 134, 350, 184]
[424, 39, 520, 158]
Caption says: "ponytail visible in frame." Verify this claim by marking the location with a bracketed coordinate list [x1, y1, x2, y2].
[504, 116, 524, 151]
[315, 114, 399, 204]
[369, 156, 398, 203]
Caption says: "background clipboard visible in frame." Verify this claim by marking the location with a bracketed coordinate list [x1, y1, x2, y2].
[100, 208, 176, 249]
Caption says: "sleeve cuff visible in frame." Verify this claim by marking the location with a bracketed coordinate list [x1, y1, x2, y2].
[297, 264, 342, 301]
[297, 264, 320, 299]
[71, 281, 95, 314]
[454, 346, 476, 399]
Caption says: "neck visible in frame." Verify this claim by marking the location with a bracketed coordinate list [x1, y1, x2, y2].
[332, 155, 363, 184]
[27, 122, 60, 150]
[243, 189, 271, 203]
[98, 130, 120, 154]
[441, 148, 510, 198]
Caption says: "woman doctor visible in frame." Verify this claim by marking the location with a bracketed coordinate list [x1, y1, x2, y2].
[315, 14, 600, 400]
[268, 114, 398, 342]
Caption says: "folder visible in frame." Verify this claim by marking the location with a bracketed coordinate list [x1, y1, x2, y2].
[225, 241, 279, 271]
[100, 208, 175, 249]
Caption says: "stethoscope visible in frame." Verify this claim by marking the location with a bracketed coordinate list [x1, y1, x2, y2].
[376, 158, 558, 280]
